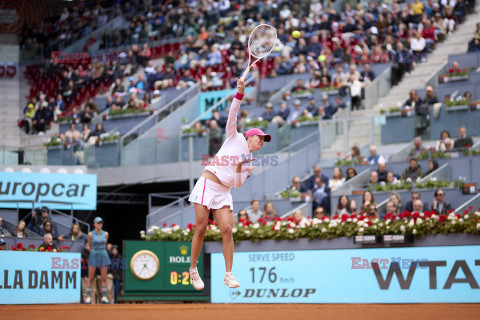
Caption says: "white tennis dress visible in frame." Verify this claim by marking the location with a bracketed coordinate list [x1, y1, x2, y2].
[188, 92, 254, 211]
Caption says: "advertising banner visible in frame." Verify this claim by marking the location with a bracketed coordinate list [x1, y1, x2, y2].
[199, 87, 252, 120]
[0, 172, 97, 210]
[0, 251, 81, 304]
[211, 245, 480, 303]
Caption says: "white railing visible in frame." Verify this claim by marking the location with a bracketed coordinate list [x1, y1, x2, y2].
[364, 66, 391, 109]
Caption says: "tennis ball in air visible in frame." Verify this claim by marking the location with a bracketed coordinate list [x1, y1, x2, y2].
[292, 31, 301, 38]
[318, 55, 326, 62]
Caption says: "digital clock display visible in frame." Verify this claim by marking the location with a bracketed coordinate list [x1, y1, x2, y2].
[169, 271, 193, 286]
[164, 267, 195, 290]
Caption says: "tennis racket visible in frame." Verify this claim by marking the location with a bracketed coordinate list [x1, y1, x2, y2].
[240, 24, 277, 81]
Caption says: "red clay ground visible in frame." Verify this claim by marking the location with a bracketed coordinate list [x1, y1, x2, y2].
[1, 304, 480, 320]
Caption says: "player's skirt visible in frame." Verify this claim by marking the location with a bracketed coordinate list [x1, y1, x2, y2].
[88, 249, 111, 267]
[188, 176, 233, 211]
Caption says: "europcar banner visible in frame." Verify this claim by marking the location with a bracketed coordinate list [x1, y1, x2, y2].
[0, 251, 81, 304]
[199, 87, 253, 120]
[211, 245, 480, 303]
[0, 172, 97, 210]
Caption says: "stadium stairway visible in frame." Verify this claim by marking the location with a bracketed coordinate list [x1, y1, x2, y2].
[322, 3, 480, 156]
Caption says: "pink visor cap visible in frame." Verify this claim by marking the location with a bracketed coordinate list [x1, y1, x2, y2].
[245, 128, 271, 142]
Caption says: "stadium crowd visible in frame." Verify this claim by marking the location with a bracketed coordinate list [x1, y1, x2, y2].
[20, 0, 476, 138]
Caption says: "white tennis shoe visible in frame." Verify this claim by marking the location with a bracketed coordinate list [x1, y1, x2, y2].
[189, 267, 204, 290]
[101, 297, 109, 304]
[223, 272, 240, 288]
[84, 297, 91, 304]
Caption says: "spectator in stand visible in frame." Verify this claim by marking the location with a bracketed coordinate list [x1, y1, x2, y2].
[72, 132, 85, 165]
[361, 64, 375, 82]
[305, 165, 330, 192]
[334, 195, 351, 216]
[65, 124, 81, 141]
[329, 167, 346, 189]
[271, 102, 290, 125]
[409, 137, 427, 157]
[313, 206, 326, 219]
[277, 55, 294, 75]
[376, 162, 388, 182]
[425, 159, 439, 176]
[151, 90, 162, 105]
[292, 79, 306, 92]
[347, 74, 362, 110]
[89, 123, 106, 142]
[468, 34, 480, 53]
[209, 109, 227, 129]
[401, 158, 424, 181]
[111, 79, 125, 95]
[290, 176, 309, 194]
[346, 167, 357, 181]
[14, 220, 27, 238]
[412, 199, 424, 214]
[312, 176, 331, 213]
[463, 91, 472, 103]
[306, 97, 317, 114]
[246, 199, 262, 223]
[367, 145, 386, 165]
[320, 94, 336, 116]
[80, 104, 93, 124]
[454, 126, 473, 149]
[404, 192, 429, 212]
[411, 31, 427, 60]
[22, 97, 36, 134]
[334, 96, 346, 113]
[261, 103, 276, 122]
[176, 70, 196, 89]
[386, 172, 398, 184]
[80, 124, 91, 142]
[432, 189, 452, 214]
[63, 223, 87, 242]
[33, 101, 49, 134]
[40, 221, 62, 241]
[287, 100, 303, 123]
[315, 106, 332, 120]
[38, 233, 58, 252]
[0, 216, 11, 237]
[436, 130, 451, 152]
[85, 97, 98, 116]
[360, 191, 377, 214]
[390, 193, 403, 214]
[262, 202, 278, 219]
[382, 201, 398, 219]
[349, 146, 365, 163]
[208, 120, 223, 157]
[237, 210, 250, 224]
[369, 171, 379, 185]
[422, 20, 437, 52]
[53, 94, 66, 121]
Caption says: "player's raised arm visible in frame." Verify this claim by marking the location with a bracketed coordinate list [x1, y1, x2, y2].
[225, 79, 245, 140]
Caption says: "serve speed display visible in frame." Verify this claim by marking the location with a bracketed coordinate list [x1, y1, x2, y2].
[211, 250, 318, 303]
[211, 246, 480, 303]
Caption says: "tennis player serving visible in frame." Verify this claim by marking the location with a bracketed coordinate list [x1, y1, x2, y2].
[188, 78, 271, 290]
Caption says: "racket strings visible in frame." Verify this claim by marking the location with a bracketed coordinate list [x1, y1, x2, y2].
[248, 25, 277, 59]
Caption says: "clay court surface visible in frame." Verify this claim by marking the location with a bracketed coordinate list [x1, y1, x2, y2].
[1, 303, 480, 320]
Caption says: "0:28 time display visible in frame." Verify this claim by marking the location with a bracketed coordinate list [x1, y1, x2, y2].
[170, 271, 193, 285]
